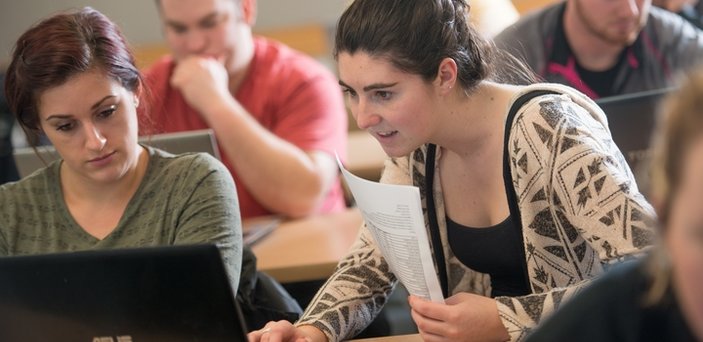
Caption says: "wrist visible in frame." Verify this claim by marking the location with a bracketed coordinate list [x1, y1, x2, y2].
[199, 95, 242, 124]
[490, 300, 510, 341]
[297, 324, 328, 342]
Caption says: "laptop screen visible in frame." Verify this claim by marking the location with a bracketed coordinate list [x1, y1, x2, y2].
[596, 87, 672, 192]
[0, 244, 248, 342]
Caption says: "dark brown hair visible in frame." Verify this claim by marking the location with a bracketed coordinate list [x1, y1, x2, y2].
[334, 0, 535, 92]
[4, 7, 143, 145]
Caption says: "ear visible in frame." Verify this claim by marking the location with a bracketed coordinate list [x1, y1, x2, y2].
[435, 57, 458, 95]
[241, 0, 257, 26]
[133, 93, 140, 109]
[133, 82, 143, 109]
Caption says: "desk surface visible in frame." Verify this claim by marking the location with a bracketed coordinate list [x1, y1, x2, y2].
[250, 208, 363, 283]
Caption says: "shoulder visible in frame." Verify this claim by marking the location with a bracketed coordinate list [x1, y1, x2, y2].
[0, 165, 54, 194]
[0, 166, 56, 213]
[648, 5, 700, 33]
[569, 259, 648, 311]
[645, 6, 703, 48]
[510, 83, 607, 127]
[141, 148, 237, 204]
[146, 147, 230, 182]
[506, 84, 617, 167]
[584, 258, 648, 295]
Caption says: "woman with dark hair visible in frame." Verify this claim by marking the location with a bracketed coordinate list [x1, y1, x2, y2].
[0, 7, 242, 292]
[525, 66, 703, 342]
[249, 0, 656, 341]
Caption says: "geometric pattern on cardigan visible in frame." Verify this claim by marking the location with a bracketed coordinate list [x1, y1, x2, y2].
[495, 86, 655, 340]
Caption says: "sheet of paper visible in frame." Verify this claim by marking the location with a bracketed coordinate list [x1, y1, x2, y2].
[337, 155, 444, 303]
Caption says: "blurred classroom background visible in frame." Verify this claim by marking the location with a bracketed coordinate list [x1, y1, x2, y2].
[0, 0, 557, 71]
[0, 0, 559, 336]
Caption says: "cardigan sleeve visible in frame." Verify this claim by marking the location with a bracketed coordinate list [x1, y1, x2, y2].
[294, 156, 406, 341]
[496, 92, 657, 341]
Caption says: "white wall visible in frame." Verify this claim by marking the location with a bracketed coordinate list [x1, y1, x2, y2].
[0, 0, 348, 63]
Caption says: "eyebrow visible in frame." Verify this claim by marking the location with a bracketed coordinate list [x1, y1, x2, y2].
[45, 95, 116, 121]
[165, 11, 219, 29]
[338, 80, 398, 92]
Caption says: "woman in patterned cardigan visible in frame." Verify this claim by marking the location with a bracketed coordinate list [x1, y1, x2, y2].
[250, 0, 656, 341]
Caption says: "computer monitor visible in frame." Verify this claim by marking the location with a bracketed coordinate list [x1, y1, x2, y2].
[0, 244, 248, 342]
[596, 87, 672, 193]
[12, 129, 220, 178]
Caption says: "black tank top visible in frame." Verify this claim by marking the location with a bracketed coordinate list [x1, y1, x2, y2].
[447, 215, 530, 297]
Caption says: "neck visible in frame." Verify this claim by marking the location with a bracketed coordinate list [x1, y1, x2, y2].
[434, 82, 519, 160]
[61, 146, 148, 207]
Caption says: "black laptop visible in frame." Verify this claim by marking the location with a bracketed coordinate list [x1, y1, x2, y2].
[596, 87, 672, 193]
[0, 244, 248, 342]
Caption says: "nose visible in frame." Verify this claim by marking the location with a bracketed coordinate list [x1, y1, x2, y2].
[184, 30, 207, 54]
[353, 99, 382, 130]
[616, 0, 640, 18]
[84, 124, 107, 152]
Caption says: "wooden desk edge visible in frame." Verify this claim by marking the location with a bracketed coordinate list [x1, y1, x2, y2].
[348, 333, 422, 341]
[262, 262, 338, 284]
[252, 208, 362, 283]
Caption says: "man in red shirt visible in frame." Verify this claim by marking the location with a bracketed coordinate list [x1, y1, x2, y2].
[145, 0, 348, 219]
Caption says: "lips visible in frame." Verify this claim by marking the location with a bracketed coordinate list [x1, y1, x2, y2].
[375, 131, 398, 138]
[88, 151, 116, 163]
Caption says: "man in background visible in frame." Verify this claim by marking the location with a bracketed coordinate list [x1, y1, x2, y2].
[145, 0, 348, 219]
[495, 0, 703, 99]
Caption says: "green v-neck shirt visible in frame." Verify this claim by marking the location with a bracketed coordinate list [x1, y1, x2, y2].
[0, 146, 242, 291]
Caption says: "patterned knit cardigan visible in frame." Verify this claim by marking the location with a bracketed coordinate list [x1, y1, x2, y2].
[296, 84, 656, 341]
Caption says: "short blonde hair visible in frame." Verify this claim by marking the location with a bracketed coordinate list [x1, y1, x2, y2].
[650, 69, 703, 223]
[645, 65, 703, 304]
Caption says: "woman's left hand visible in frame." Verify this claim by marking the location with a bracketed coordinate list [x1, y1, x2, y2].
[408, 293, 510, 342]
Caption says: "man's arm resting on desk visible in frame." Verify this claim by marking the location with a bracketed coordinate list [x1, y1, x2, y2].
[170, 56, 343, 218]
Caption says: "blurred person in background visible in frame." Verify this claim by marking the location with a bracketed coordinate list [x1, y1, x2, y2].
[495, 0, 703, 99]
[145, 0, 348, 220]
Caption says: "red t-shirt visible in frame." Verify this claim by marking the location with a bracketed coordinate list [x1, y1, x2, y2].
[143, 37, 348, 219]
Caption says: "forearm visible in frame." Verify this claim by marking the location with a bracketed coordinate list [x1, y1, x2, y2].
[204, 98, 336, 217]
[297, 228, 398, 340]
